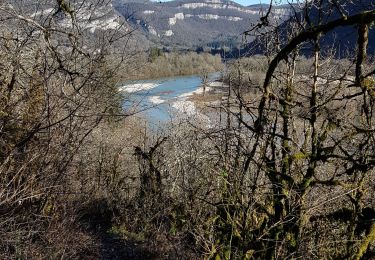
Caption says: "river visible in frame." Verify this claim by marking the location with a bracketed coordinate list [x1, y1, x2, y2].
[120, 73, 221, 126]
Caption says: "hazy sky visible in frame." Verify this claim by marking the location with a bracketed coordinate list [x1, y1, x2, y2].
[156, 0, 282, 7]
[234, 0, 270, 5]
[220, 0, 290, 5]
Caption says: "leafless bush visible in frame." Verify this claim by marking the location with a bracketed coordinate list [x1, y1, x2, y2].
[0, 0, 135, 257]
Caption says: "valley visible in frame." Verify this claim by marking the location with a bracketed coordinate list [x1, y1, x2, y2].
[0, 0, 374, 259]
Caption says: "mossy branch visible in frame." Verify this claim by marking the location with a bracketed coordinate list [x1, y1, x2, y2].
[256, 10, 375, 131]
[56, 0, 74, 17]
[263, 10, 375, 91]
[355, 223, 375, 260]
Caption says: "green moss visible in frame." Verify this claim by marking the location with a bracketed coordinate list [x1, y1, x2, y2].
[108, 225, 145, 242]
[302, 178, 312, 190]
[292, 152, 309, 160]
[0, 110, 8, 117]
[355, 223, 375, 260]
[363, 77, 375, 98]
[287, 233, 297, 248]
[244, 249, 255, 259]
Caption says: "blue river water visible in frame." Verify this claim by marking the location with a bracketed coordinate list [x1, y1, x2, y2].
[122, 73, 220, 125]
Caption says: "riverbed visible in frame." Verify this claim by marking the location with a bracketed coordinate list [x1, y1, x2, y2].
[120, 73, 221, 126]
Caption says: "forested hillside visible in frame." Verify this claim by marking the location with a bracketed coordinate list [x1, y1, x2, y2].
[0, 0, 374, 259]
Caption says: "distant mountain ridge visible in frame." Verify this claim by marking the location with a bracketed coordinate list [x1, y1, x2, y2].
[113, 0, 293, 49]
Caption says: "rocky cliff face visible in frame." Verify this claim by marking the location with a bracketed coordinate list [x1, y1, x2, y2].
[113, 0, 292, 48]
[10, 0, 151, 50]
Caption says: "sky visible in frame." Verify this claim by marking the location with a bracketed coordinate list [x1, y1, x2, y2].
[221, 0, 290, 6]
[155, 0, 287, 7]
[234, 0, 270, 5]
[222, 0, 290, 6]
